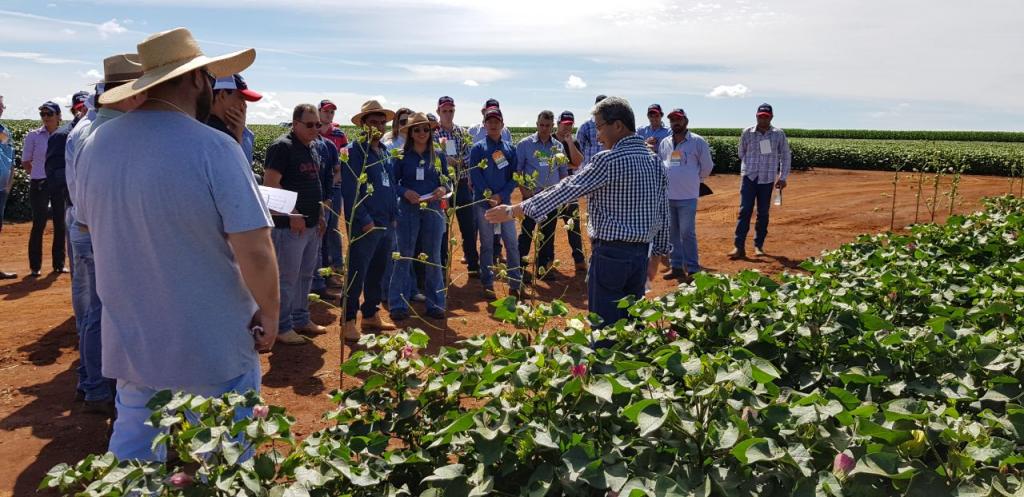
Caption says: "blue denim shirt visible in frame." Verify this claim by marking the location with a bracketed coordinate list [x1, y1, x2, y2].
[0, 122, 13, 188]
[314, 136, 339, 202]
[343, 140, 397, 229]
[469, 137, 517, 204]
[394, 147, 450, 198]
[637, 124, 671, 144]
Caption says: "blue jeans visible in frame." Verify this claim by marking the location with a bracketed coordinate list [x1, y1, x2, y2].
[0, 188, 8, 231]
[390, 202, 445, 313]
[668, 199, 700, 273]
[69, 220, 112, 401]
[588, 240, 649, 327]
[312, 191, 345, 292]
[345, 225, 392, 321]
[108, 362, 261, 461]
[272, 228, 320, 331]
[734, 176, 774, 250]
[475, 204, 521, 290]
[453, 180, 479, 271]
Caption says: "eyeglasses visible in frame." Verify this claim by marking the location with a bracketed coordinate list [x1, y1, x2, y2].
[200, 68, 217, 88]
[298, 121, 323, 129]
[596, 120, 616, 130]
[39, 111, 56, 117]
[411, 126, 431, 134]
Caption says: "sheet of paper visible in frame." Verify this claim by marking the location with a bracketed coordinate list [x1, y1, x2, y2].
[418, 191, 453, 202]
[759, 139, 772, 154]
[445, 140, 457, 155]
[258, 186, 297, 215]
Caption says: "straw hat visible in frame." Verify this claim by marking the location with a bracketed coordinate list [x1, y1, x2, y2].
[99, 27, 255, 105]
[98, 53, 143, 84]
[351, 100, 395, 126]
[400, 112, 434, 137]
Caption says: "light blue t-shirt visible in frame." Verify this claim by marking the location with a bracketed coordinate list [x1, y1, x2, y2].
[76, 110, 273, 387]
[0, 122, 13, 188]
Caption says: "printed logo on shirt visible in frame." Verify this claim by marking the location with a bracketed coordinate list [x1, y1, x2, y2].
[493, 150, 509, 169]
[299, 161, 319, 179]
[670, 151, 682, 167]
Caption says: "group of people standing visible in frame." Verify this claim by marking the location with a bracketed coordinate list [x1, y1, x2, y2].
[0, 26, 792, 462]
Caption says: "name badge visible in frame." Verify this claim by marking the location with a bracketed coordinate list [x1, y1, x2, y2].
[380, 172, 390, 187]
[493, 151, 509, 170]
[759, 139, 772, 155]
[416, 166, 425, 181]
[445, 140, 457, 156]
[670, 151, 682, 167]
[539, 159, 549, 169]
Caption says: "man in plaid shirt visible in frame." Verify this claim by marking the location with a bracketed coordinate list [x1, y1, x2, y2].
[434, 95, 480, 274]
[729, 103, 791, 258]
[487, 97, 671, 327]
[575, 94, 607, 166]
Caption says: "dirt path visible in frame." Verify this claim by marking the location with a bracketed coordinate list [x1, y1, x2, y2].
[0, 168, 1013, 495]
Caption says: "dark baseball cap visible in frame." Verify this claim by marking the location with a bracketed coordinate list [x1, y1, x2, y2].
[558, 110, 575, 124]
[667, 108, 687, 119]
[38, 101, 60, 114]
[757, 103, 773, 116]
[595, 94, 607, 104]
[427, 112, 440, 128]
[483, 98, 500, 110]
[438, 96, 455, 109]
[483, 106, 503, 121]
[647, 104, 663, 115]
[319, 99, 337, 111]
[70, 91, 90, 110]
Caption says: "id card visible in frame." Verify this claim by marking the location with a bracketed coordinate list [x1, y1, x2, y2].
[381, 172, 390, 187]
[670, 151, 682, 167]
[445, 140, 457, 156]
[493, 151, 509, 170]
[759, 139, 772, 155]
[416, 167, 425, 181]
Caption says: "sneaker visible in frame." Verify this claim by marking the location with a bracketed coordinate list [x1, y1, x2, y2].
[0, 271, 17, 280]
[276, 330, 309, 345]
[753, 246, 766, 256]
[343, 321, 361, 341]
[662, 268, 687, 280]
[390, 310, 410, 322]
[412, 293, 427, 303]
[29, 270, 41, 277]
[425, 308, 446, 320]
[53, 267, 70, 274]
[727, 248, 745, 260]
[363, 313, 397, 331]
[295, 322, 328, 335]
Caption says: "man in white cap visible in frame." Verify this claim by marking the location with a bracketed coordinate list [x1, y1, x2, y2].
[65, 53, 146, 417]
[76, 28, 278, 460]
[207, 73, 262, 165]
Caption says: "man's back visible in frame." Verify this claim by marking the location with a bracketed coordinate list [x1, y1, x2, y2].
[76, 110, 271, 388]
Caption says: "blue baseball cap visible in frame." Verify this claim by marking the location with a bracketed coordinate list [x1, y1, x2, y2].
[38, 101, 60, 114]
[757, 103, 773, 116]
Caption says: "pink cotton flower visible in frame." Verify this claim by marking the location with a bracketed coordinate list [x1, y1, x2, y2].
[833, 452, 856, 479]
[665, 330, 679, 341]
[252, 405, 270, 419]
[570, 363, 588, 378]
[401, 345, 416, 359]
[168, 472, 194, 488]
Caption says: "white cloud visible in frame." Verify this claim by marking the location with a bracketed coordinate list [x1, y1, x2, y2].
[565, 74, 588, 90]
[0, 50, 88, 65]
[869, 102, 911, 119]
[81, 69, 103, 80]
[97, 19, 127, 38]
[248, 91, 292, 123]
[463, 79, 479, 87]
[0, 72, 10, 79]
[397, 64, 512, 84]
[50, 95, 72, 107]
[62, 28, 75, 35]
[707, 83, 751, 99]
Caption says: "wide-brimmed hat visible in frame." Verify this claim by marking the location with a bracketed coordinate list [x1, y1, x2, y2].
[351, 99, 395, 126]
[400, 112, 434, 137]
[99, 27, 255, 105]
[98, 53, 143, 84]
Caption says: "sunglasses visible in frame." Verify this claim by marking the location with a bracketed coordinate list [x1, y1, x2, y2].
[298, 121, 323, 129]
[39, 111, 56, 117]
[201, 68, 217, 88]
[411, 126, 431, 134]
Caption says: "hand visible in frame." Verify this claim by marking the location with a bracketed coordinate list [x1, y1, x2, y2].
[251, 312, 278, 353]
[289, 215, 306, 235]
[485, 204, 514, 224]
[362, 222, 375, 233]
[431, 187, 446, 201]
[318, 217, 327, 236]
[224, 107, 246, 144]
[776, 179, 787, 189]
[647, 256, 662, 282]
[488, 193, 503, 206]
[403, 190, 421, 204]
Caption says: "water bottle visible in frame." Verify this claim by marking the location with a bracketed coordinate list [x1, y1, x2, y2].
[773, 189, 782, 206]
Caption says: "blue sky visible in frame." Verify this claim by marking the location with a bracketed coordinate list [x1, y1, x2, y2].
[1, 0, 1022, 130]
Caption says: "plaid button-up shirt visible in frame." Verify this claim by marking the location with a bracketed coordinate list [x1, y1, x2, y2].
[435, 123, 472, 181]
[523, 135, 671, 256]
[575, 118, 602, 166]
[739, 125, 791, 184]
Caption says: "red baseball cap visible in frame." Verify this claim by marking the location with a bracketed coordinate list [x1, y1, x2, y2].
[319, 99, 337, 111]
[667, 108, 687, 119]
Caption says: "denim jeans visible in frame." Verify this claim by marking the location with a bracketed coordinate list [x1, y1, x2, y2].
[475, 204, 521, 290]
[453, 179, 479, 271]
[345, 226, 392, 321]
[668, 199, 700, 273]
[69, 218, 112, 401]
[271, 228, 320, 332]
[588, 240, 649, 328]
[0, 188, 8, 231]
[734, 176, 775, 250]
[518, 214, 558, 271]
[390, 202, 446, 313]
[312, 190, 345, 292]
[108, 362, 261, 461]
[559, 202, 586, 264]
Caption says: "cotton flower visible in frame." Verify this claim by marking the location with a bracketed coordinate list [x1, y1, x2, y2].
[570, 363, 587, 378]
[832, 452, 856, 480]
[401, 345, 416, 359]
[252, 405, 270, 419]
[168, 472, 194, 488]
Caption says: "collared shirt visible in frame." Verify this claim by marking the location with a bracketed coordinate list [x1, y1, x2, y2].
[435, 123, 472, 181]
[0, 122, 14, 188]
[467, 124, 511, 144]
[314, 136, 339, 202]
[67, 109, 121, 226]
[382, 133, 405, 152]
[343, 140, 398, 229]
[45, 117, 81, 187]
[265, 132, 324, 228]
[739, 125, 791, 184]
[319, 123, 348, 153]
[523, 134, 671, 256]
[575, 119, 602, 166]
[657, 131, 715, 200]
[23, 125, 53, 179]
[394, 147, 450, 201]
[637, 124, 671, 144]
[515, 132, 566, 192]
[468, 136, 517, 204]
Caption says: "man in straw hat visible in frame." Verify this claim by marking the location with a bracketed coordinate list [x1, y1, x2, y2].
[77, 28, 278, 460]
[340, 100, 399, 341]
[64, 53, 146, 417]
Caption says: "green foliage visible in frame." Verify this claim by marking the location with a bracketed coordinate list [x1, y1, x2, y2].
[43, 196, 1024, 496]
[689, 128, 1024, 142]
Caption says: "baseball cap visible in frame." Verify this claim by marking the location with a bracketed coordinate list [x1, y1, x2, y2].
[427, 112, 440, 128]
[647, 104, 663, 115]
[438, 95, 455, 109]
[319, 99, 337, 111]
[558, 110, 575, 124]
[756, 103, 773, 117]
[667, 108, 687, 119]
[483, 106, 503, 121]
[213, 74, 262, 102]
[595, 94, 607, 104]
[483, 98, 500, 110]
[38, 101, 60, 114]
[70, 91, 90, 110]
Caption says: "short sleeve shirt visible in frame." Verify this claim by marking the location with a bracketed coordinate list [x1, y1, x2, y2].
[265, 132, 324, 228]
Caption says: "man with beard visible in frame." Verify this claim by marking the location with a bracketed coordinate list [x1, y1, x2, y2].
[76, 28, 278, 461]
